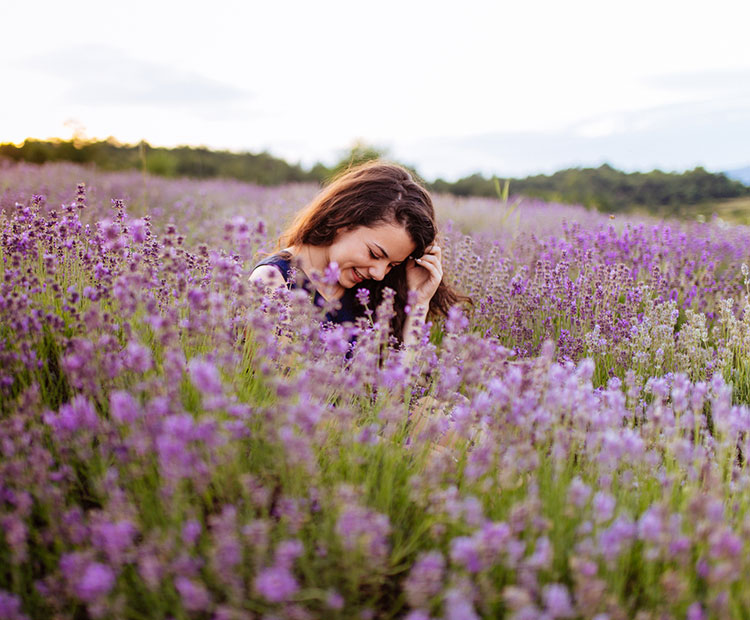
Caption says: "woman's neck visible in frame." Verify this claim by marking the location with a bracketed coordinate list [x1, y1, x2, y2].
[287, 244, 344, 301]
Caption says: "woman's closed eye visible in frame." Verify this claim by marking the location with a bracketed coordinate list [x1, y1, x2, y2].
[369, 247, 402, 269]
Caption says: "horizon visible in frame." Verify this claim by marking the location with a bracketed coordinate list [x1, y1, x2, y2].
[4, 134, 748, 184]
[3, 0, 750, 182]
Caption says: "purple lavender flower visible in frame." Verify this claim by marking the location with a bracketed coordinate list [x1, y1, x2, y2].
[450, 536, 482, 573]
[598, 516, 636, 562]
[443, 587, 479, 620]
[335, 505, 390, 562]
[404, 551, 445, 607]
[477, 521, 512, 555]
[45, 395, 99, 434]
[254, 566, 299, 603]
[592, 492, 615, 523]
[109, 390, 140, 424]
[687, 602, 706, 620]
[123, 341, 152, 373]
[187, 287, 208, 311]
[182, 519, 202, 546]
[76, 562, 115, 602]
[188, 358, 223, 396]
[130, 218, 147, 243]
[445, 306, 469, 334]
[709, 528, 742, 559]
[91, 520, 136, 564]
[542, 583, 574, 618]
[175, 576, 211, 612]
[0, 590, 29, 620]
[274, 539, 304, 569]
[568, 477, 591, 508]
[355, 287, 370, 307]
[325, 590, 344, 610]
[323, 261, 341, 286]
[637, 507, 662, 543]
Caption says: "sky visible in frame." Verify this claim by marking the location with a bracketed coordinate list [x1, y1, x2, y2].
[2, 0, 750, 181]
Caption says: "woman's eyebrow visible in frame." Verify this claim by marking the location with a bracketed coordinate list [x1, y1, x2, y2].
[373, 243, 389, 259]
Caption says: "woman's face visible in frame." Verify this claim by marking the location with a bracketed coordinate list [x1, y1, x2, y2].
[328, 221, 417, 288]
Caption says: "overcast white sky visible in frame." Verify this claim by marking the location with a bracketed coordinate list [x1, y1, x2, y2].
[2, 0, 749, 180]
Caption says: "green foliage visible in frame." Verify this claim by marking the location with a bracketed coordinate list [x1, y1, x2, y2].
[431, 163, 750, 214]
[328, 140, 389, 180]
[0, 139, 321, 186]
[326, 141, 424, 188]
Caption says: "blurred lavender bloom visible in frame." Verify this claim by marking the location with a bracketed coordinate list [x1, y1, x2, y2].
[325, 590, 344, 610]
[687, 602, 706, 620]
[335, 504, 390, 563]
[323, 261, 341, 286]
[542, 583, 575, 618]
[598, 516, 636, 562]
[568, 477, 591, 508]
[404, 551, 445, 608]
[445, 306, 469, 334]
[182, 519, 202, 546]
[443, 587, 479, 620]
[0, 590, 29, 620]
[76, 562, 115, 602]
[175, 576, 211, 612]
[91, 519, 136, 565]
[109, 390, 140, 424]
[274, 539, 304, 569]
[450, 536, 482, 573]
[130, 218, 147, 243]
[123, 341, 153, 373]
[188, 358, 223, 396]
[44, 395, 99, 435]
[254, 566, 299, 603]
[592, 492, 615, 523]
[637, 507, 662, 543]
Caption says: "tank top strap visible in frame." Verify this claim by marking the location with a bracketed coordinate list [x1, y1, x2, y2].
[252, 252, 296, 285]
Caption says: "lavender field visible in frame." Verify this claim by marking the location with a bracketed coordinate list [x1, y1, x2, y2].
[4, 161, 750, 619]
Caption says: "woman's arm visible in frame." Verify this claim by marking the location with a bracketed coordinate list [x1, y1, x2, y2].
[403, 303, 429, 348]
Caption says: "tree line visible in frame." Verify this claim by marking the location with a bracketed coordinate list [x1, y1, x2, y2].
[0, 138, 322, 186]
[432, 163, 750, 214]
[2, 139, 747, 214]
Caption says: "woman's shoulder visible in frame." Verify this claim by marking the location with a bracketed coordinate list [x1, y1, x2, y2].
[250, 252, 294, 287]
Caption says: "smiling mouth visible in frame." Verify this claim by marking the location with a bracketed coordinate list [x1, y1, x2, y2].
[353, 268, 365, 283]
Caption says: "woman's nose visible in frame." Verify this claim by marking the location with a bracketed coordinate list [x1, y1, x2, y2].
[370, 261, 388, 281]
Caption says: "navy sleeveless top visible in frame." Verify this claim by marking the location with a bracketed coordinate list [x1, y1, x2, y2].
[252, 253, 360, 324]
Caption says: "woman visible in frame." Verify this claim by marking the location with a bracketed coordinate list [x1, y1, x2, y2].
[249, 161, 465, 347]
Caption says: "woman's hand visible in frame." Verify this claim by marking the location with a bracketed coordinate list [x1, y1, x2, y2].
[405, 244, 443, 306]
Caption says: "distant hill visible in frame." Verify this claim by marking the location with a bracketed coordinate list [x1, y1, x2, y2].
[0, 139, 325, 186]
[432, 163, 750, 214]
[725, 166, 750, 186]
[2, 139, 749, 216]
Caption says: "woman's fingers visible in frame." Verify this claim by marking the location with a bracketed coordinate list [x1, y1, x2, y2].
[408, 245, 443, 304]
[422, 244, 442, 258]
[415, 255, 443, 280]
[416, 253, 442, 269]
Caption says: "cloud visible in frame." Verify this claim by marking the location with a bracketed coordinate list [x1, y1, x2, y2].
[398, 99, 750, 180]
[643, 68, 750, 98]
[23, 45, 252, 109]
[644, 68, 750, 92]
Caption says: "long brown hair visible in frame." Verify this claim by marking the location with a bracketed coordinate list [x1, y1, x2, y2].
[280, 161, 468, 339]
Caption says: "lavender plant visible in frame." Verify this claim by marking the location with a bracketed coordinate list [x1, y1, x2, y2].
[3, 161, 750, 618]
